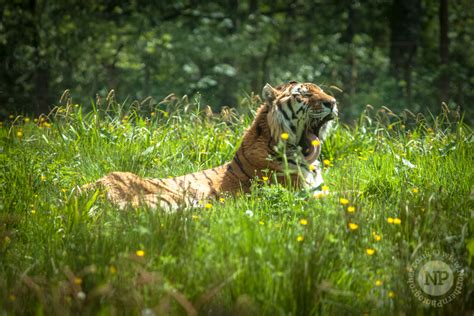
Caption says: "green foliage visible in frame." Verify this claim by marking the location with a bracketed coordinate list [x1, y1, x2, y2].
[1, 1, 473, 123]
[0, 96, 472, 314]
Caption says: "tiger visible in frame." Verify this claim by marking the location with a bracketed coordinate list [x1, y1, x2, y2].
[84, 81, 338, 210]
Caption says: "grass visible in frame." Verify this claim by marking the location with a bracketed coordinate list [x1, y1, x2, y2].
[0, 95, 472, 315]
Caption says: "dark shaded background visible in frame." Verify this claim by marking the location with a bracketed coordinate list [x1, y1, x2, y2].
[1, 0, 473, 122]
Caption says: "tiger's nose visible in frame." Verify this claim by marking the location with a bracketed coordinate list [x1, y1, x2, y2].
[322, 99, 337, 110]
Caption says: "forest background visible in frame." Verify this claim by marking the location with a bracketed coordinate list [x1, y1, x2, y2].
[1, 0, 473, 122]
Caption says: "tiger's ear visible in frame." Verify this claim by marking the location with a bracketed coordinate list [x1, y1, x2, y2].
[262, 83, 279, 103]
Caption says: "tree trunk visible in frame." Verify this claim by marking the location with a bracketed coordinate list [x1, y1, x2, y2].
[30, 0, 50, 114]
[343, 2, 357, 106]
[34, 63, 50, 114]
[438, 0, 449, 102]
[439, 0, 449, 64]
[389, 0, 421, 105]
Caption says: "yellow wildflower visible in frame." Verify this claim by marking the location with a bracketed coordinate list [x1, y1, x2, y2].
[262, 176, 269, 182]
[297, 235, 304, 242]
[135, 250, 145, 257]
[339, 198, 349, 205]
[109, 266, 117, 274]
[259, 220, 265, 225]
[375, 279, 383, 286]
[309, 164, 316, 171]
[24, 117, 30, 123]
[16, 131, 23, 138]
[8, 114, 14, 119]
[192, 214, 199, 220]
[31, 209, 36, 215]
[347, 206, 356, 213]
[348, 223, 359, 230]
[74, 277, 82, 285]
[323, 159, 331, 167]
[366, 248, 375, 256]
[374, 234, 382, 241]
[150, 112, 156, 117]
[321, 185, 329, 192]
[387, 217, 394, 224]
[40, 175, 46, 181]
[204, 203, 212, 209]
[388, 124, 393, 130]
[393, 218, 401, 225]
[412, 187, 419, 193]
[388, 291, 396, 298]
[280, 132, 289, 140]
[299, 219, 308, 226]
[219, 197, 225, 203]
[311, 139, 321, 146]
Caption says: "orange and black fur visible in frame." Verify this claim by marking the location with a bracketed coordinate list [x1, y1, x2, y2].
[84, 81, 338, 210]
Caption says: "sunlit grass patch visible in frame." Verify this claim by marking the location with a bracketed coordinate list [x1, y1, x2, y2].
[0, 96, 472, 314]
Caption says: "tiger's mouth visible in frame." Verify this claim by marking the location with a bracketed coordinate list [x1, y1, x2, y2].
[300, 129, 320, 163]
[300, 114, 336, 163]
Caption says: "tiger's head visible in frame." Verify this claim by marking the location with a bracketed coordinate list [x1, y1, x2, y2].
[263, 81, 338, 164]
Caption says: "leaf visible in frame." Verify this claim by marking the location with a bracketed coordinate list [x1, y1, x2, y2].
[85, 189, 100, 213]
[141, 145, 156, 156]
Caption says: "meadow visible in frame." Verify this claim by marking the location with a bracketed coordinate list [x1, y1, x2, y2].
[0, 94, 472, 315]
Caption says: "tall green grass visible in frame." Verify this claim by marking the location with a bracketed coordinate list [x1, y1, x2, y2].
[0, 95, 472, 315]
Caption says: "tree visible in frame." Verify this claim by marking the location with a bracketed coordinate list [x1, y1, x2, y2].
[438, 0, 449, 102]
[389, 0, 422, 105]
[0, 1, 472, 122]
